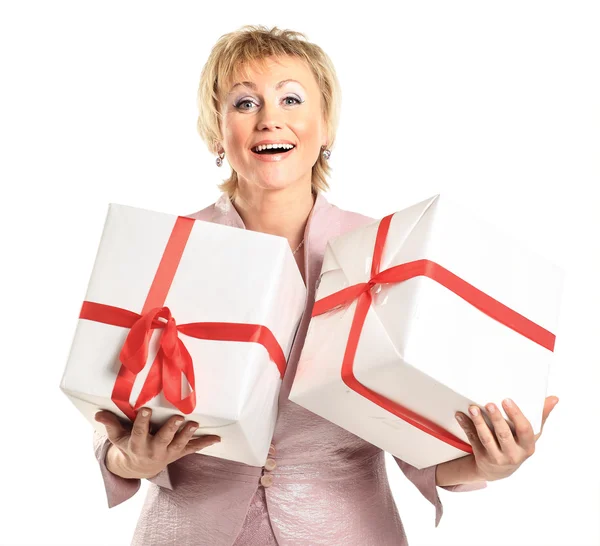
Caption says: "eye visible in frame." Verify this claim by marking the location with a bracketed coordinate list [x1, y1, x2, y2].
[283, 96, 302, 106]
[236, 99, 257, 110]
[234, 95, 303, 111]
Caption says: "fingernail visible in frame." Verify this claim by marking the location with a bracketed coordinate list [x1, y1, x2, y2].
[175, 419, 183, 426]
[469, 406, 479, 417]
[455, 413, 464, 423]
[141, 409, 150, 417]
[189, 426, 197, 432]
[503, 398, 513, 408]
[486, 404, 496, 414]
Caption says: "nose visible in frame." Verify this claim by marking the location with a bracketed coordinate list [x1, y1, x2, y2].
[256, 100, 285, 131]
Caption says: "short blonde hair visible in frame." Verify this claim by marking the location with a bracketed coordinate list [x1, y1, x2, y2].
[196, 25, 341, 200]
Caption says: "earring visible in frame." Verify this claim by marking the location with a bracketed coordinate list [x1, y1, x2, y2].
[322, 146, 331, 161]
[216, 151, 225, 167]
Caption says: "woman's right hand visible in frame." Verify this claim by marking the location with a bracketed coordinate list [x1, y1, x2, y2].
[94, 408, 221, 479]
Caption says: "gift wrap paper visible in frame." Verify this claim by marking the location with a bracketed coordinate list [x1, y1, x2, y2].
[289, 194, 564, 469]
[61, 203, 306, 467]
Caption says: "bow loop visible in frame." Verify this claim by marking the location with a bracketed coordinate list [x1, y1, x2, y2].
[161, 334, 196, 414]
[119, 306, 172, 374]
[159, 315, 179, 358]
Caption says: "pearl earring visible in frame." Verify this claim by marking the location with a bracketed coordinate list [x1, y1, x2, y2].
[322, 146, 331, 160]
[216, 151, 225, 167]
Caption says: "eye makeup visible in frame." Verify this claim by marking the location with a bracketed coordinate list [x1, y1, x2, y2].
[234, 95, 304, 110]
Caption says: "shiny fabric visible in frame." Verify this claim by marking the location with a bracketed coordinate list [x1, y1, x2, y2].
[92, 191, 487, 545]
[232, 486, 278, 545]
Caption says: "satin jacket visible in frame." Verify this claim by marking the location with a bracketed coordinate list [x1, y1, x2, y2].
[93, 190, 487, 545]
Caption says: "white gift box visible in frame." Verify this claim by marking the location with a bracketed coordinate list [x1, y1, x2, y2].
[289, 194, 564, 469]
[60, 203, 306, 467]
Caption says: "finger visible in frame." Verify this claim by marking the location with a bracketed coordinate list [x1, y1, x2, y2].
[153, 415, 185, 449]
[502, 398, 535, 450]
[467, 405, 502, 458]
[533, 396, 558, 442]
[182, 435, 222, 456]
[456, 411, 484, 454]
[485, 402, 519, 454]
[541, 396, 559, 428]
[129, 407, 152, 452]
[168, 421, 200, 453]
[94, 410, 130, 449]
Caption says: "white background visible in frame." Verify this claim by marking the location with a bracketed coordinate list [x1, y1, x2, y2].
[1, 1, 598, 545]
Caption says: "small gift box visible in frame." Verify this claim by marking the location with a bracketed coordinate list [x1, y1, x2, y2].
[60, 203, 306, 467]
[289, 194, 564, 469]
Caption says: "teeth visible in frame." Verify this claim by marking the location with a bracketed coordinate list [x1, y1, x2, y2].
[253, 143, 295, 152]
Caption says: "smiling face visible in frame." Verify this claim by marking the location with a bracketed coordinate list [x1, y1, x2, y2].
[218, 55, 328, 195]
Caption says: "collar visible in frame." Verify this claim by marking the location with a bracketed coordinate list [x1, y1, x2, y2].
[209, 191, 334, 290]
[209, 190, 330, 228]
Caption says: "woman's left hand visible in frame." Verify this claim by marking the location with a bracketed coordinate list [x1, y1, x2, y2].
[455, 396, 559, 482]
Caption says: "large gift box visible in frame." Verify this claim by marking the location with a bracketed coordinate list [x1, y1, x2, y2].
[60, 203, 306, 467]
[289, 194, 564, 469]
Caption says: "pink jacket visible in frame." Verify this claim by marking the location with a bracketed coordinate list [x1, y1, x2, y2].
[93, 191, 487, 545]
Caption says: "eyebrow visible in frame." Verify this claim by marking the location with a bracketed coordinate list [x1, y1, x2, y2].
[227, 79, 304, 94]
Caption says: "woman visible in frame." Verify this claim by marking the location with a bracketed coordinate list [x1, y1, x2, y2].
[93, 25, 558, 546]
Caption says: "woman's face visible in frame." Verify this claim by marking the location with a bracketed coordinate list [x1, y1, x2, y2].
[218, 55, 328, 194]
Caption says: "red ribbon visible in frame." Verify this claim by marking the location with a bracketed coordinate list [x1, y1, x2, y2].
[79, 215, 286, 421]
[312, 214, 556, 453]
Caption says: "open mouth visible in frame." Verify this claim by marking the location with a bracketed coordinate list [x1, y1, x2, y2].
[251, 145, 296, 156]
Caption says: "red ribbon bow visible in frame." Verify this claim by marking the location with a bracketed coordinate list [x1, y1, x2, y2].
[119, 305, 196, 416]
[312, 214, 556, 453]
[80, 301, 287, 422]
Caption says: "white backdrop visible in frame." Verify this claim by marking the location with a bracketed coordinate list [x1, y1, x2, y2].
[1, 1, 598, 545]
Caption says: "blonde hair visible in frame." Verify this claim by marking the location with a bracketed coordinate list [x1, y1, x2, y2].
[196, 25, 341, 200]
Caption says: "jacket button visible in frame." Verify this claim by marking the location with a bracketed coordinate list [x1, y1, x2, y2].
[264, 458, 277, 471]
[260, 474, 274, 488]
